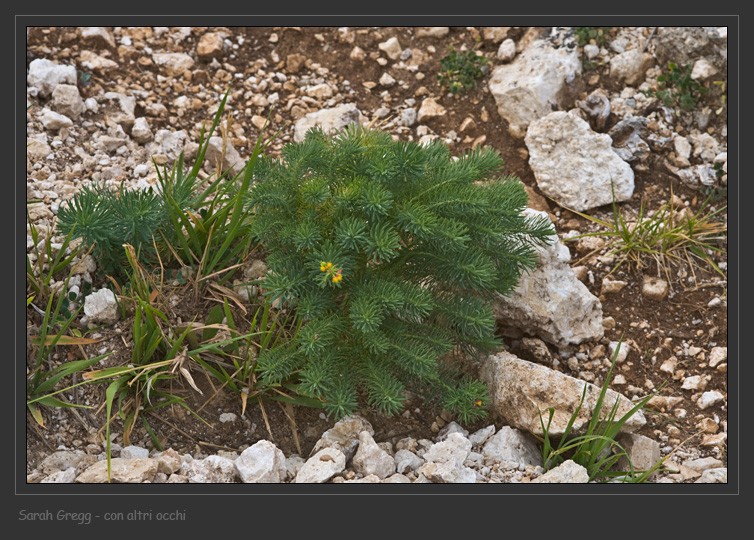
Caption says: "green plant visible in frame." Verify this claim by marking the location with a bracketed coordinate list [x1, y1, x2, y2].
[538, 337, 665, 482]
[246, 124, 555, 423]
[643, 61, 709, 114]
[574, 27, 611, 48]
[437, 46, 490, 94]
[565, 185, 727, 282]
[56, 88, 273, 285]
[26, 213, 82, 302]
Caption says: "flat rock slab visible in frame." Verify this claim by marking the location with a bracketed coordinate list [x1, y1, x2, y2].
[481, 350, 646, 438]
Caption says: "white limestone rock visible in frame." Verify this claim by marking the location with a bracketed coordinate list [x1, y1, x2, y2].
[481, 350, 646, 438]
[235, 440, 288, 483]
[488, 40, 582, 138]
[492, 209, 604, 347]
[152, 52, 194, 77]
[184, 455, 239, 483]
[531, 460, 589, 483]
[295, 448, 346, 483]
[293, 104, 366, 143]
[309, 414, 374, 461]
[27, 58, 77, 97]
[51, 84, 86, 120]
[481, 426, 543, 467]
[525, 111, 634, 212]
[352, 431, 396, 479]
[609, 48, 654, 86]
[83, 288, 119, 325]
[75, 458, 158, 483]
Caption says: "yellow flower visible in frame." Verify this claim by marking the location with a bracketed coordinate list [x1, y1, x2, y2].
[326, 262, 333, 269]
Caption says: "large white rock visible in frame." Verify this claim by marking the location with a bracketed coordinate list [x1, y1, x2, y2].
[295, 448, 346, 483]
[235, 440, 288, 483]
[83, 288, 119, 325]
[492, 209, 603, 347]
[480, 350, 646, 438]
[488, 40, 582, 138]
[525, 111, 634, 212]
[481, 426, 543, 467]
[27, 58, 77, 97]
[293, 104, 366, 143]
[531, 460, 589, 483]
[352, 431, 396, 479]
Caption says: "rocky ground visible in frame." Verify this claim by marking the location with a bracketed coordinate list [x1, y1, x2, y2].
[25, 26, 729, 484]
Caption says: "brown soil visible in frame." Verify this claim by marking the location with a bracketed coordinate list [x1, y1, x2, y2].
[25, 26, 728, 474]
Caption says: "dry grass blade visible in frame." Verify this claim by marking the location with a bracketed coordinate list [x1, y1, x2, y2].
[279, 401, 302, 456]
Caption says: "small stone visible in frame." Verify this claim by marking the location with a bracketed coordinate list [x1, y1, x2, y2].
[415, 27, 449, 38]
[642, 276, 669, 301]
[295, 448, 346, 483]
[683, 457, 724, 472]
[378, 37, 402, 60]
[379, 72, 396, 87]
[601, 278, 628, 295]
[120, 446, 149, 460]
[608, 341, 630, 363]
[39, 108, 73, 131]
[83, 288, 119, 325]
[696, 390, 725, 410]
[659, 356, 678, 375]
[497, 39, 516, 62]
[417, 97, 446, 122]
[349, 46, 366, 61]
[196, 32, 224, 58]
[695, 468, 727, 483]
[219, 412, 237, 423]
[352, 431, 397, 479]
[681, 374, 710, 391]
[235, 440, 288, 483]
[698, 417, 719, 433]
[708, 347, 727, 368]
[131, 117, 153, 143]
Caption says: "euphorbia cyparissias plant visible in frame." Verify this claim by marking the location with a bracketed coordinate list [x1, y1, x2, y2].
[246, 124, 555, 423]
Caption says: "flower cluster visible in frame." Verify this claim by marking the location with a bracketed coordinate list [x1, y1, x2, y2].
[320, 261, 342, 283]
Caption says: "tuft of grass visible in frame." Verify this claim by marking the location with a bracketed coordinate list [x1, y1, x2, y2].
[537, 337, 666, 482]
[564, 184, 727, 283]
[437, 46, 490, 94]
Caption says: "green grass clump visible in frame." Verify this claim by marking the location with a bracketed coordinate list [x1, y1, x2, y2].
[538, 338, 667, 483]
[437, 46, 490, 95]
[565, 186, 727, 283]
